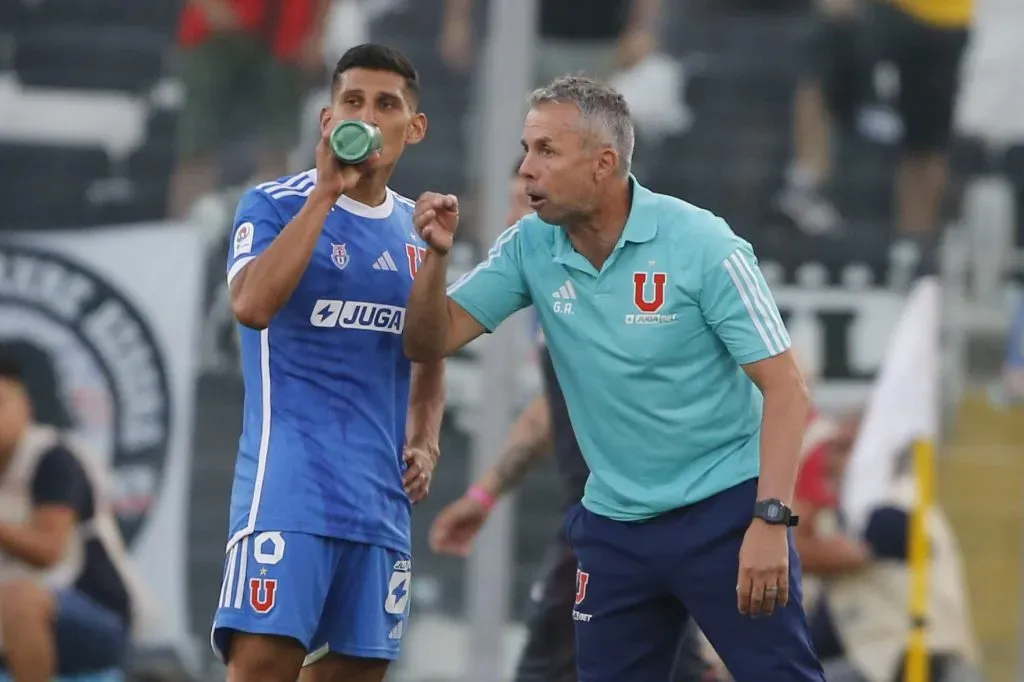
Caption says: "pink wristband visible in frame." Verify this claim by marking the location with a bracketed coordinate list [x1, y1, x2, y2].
[467, 484, 497, 511]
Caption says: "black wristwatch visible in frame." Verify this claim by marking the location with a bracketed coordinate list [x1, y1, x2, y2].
[753, 499, 799, 527]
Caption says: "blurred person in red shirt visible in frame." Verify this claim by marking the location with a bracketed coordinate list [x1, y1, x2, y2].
[793, 413, 873, 580]
[168, 0, 332, 219]
[797, 414, 981, 682]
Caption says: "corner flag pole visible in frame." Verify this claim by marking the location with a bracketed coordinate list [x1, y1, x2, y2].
[905, 436, 935, 682]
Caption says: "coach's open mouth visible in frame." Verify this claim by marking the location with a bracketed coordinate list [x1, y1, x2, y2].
[527, 194, 546, 209]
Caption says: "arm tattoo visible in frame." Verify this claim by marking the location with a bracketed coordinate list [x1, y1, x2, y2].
[489, 403, 552, 495]
[492, 442, 545, 494]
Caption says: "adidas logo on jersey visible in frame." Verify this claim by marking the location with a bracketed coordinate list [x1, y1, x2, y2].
[551, 280, 576, 315]
[551, 281, 577, 300]
[388, 621, 404, 640]
[310, 299, 404, 334]
[372, 251, 399, 272]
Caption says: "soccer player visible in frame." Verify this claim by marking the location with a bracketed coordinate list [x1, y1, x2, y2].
[430, 164, 715, 682]
[404, 76, 824, 681]
[211, 44, 446, 682]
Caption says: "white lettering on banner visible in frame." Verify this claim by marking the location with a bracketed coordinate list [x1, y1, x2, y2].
[0, 223, 204, 670]
[0, 252, 95, 321]
[82, 301, 166, 450]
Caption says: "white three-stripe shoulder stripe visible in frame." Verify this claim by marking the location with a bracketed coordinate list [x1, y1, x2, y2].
[393, 192, 416, 209]
[721, 248, 789, 355]
[447, 223, 520, 294]
[258, 171, 316, 200]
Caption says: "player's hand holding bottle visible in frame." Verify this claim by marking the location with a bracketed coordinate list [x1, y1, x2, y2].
[313, 125, 380, 202]
[429, 493, 491, 557]
[413, 192, 460, 255]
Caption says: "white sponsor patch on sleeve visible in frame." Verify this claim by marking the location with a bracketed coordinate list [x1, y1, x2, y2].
[233, 222, 254, 257]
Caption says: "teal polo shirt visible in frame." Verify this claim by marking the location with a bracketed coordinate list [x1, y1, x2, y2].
[448, 178, 791, 521]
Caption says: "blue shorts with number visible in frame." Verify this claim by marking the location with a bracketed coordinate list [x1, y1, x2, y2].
[210, 531, 412, 664]
[566, 478, 824, 682]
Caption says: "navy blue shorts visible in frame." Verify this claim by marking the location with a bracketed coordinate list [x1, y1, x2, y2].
[565, 478, 824, 682]
[55, 588, 128, 674]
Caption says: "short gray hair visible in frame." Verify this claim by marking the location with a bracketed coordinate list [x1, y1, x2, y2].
[528, 76, 635, 175]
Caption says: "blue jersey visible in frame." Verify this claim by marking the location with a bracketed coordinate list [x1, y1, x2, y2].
[224, 170, 428, 554]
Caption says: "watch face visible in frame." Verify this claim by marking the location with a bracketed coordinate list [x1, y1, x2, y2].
[766, 503, 780, 520]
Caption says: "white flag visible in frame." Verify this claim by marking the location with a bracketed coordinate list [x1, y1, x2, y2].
[840, 276, 940, 534]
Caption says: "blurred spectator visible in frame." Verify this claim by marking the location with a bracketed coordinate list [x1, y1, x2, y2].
[440, 0, 663, 244]
[872, 0, 972, 288]
[167, 0, 332, 219]
[793, 415, 873, 600]
[439, 0, 662, 85]
[799, 417, 982, 682]
[776, 0, 863, 237]
[778, 0, 972, 287]
[0, 349, 142, 679]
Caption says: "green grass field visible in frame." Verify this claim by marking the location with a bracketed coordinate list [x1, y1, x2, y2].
[940, 391, 1024, 682]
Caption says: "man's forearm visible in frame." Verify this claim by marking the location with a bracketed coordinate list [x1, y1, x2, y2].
[756, 386, 810, 505]
[231, 190, 335, 329]
[798, 535, 871, 576]
[404, 250, 453, 360]
[478, 394, 553, 498]
[407, 360, 446, 453]
[0, 523, 61, 568]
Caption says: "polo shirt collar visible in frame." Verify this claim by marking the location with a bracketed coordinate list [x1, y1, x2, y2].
[553, 175, 658, 266]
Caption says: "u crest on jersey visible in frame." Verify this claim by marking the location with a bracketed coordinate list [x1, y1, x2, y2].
[331, 243, 350, 270]
[632, 272, 667, 313]
[405, 244, 427, 278]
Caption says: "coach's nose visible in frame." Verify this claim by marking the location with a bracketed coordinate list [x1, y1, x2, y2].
[519, 153, 538, 182]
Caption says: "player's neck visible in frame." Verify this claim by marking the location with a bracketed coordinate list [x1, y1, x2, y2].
[566, 178, 631, 269]
[344, 172, 390, 209]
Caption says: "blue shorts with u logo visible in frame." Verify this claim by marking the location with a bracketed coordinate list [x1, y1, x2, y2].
[210, 531, 411, 664]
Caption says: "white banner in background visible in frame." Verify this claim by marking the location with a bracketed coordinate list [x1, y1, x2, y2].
[773, 285, 907, 413]
[0, 223, 202, 664]
[841, 277, 940, 535]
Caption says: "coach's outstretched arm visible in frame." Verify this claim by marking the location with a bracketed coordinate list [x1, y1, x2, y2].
[229, 130, 374, 329]
[405, 193, 532, 361]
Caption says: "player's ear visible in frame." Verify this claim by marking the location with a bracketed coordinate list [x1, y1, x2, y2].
[405, 112, 427, 146]
[319, 107, 332, 136]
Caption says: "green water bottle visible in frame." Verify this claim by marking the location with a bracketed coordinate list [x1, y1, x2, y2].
[329, 120, 383, 164]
